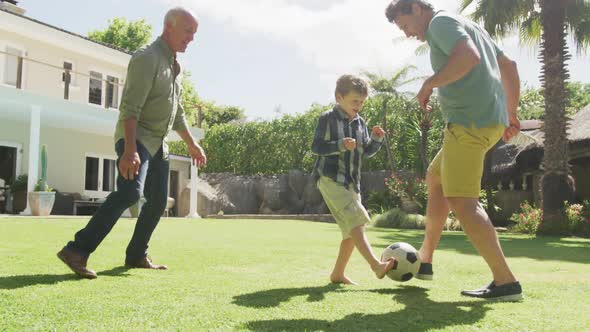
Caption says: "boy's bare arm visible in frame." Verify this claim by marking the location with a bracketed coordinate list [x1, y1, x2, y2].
[363, 126, 385, 158]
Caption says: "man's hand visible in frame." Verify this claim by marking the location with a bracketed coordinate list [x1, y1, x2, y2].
[343, 137, 356, 151]
[119, 149, 141, 180]
[417, 79, 434, 112]
[503, 113, 521, 142]
[372, 126, 386, 138]
[188, 143, 207, 168]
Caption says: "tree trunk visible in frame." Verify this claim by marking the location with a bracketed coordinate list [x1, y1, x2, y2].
[538, 0, 572, 235]
[382, 98, 396, 173]
[419, 120, 430, 178]
[482, 143, 501, 225]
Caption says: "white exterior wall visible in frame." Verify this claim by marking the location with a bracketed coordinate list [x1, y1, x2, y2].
[0, 9, 203, 216]
[41, 127, 116, 194]
[0, 29, 127, 107]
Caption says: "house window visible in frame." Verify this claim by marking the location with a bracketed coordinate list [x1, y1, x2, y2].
[102, 159, 116, 192]
[88, 71, 103, 105]
[88, 71, 120, 108]
[3, 46, 23, 87]
[106, 75, 119, 109]
[84, 155, 117, 197]
[85, 157, 99, 191]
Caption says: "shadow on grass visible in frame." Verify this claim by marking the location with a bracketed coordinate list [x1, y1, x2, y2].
[0, 273, 77, 290]
[370, 228, 590, 264]
[0, 266, 131, 290]
[233, 283, 344, 308]
[97, 266, 131, 277]
[244, 286, 491, 331]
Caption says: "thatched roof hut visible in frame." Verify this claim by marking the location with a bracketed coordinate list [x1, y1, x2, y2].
[483, 104, 590, 187]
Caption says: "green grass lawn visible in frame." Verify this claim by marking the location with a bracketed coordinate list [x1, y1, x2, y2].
[1, 217, 589, 331]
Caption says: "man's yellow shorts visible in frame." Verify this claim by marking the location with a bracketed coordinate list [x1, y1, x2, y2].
[428, 123, 504, 198]
[317, 176, 371, 239]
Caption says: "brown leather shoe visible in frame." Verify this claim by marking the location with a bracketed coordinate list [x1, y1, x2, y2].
[125, 256, 168, 270]
[57, 247, 97, 279]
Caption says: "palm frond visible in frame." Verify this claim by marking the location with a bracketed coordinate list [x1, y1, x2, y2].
[390, 65, 417, 85]
[519, 12, 542, 46]
[459, 0, 476, 13]
[469, 0, 535, 38]
[566, 0, 590, 54]
[570, 20, 590, 54]
[363, 65, 419, 94]
[415, 43, 430, 56]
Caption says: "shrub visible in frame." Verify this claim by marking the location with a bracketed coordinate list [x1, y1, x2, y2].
[444, 215, 463, 231]
[565, 202, 585, 231]
[372, 208, 405, 228]
[364, 190, 396, 215]
[511, 201, 542, 236]
[400, 213, 426, 229]
[480, 189, 500, 214]
[567, 200, 590, 237]
[373, 208, 462, 231]
[10, 174, 28, 193]
[385, 172, 427, 214]
[372, 208, 425, 229]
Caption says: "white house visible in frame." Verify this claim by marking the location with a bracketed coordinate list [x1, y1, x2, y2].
[0, 0, 203, 217]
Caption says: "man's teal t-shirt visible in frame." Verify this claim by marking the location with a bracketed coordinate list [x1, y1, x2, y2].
[426, 11, 508, 128]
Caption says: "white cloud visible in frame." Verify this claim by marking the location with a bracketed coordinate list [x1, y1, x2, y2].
[163, 0, 463, 80]
[152, 0, 589, 118]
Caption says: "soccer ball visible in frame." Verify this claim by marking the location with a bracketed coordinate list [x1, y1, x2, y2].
[380, 242, 421, 282]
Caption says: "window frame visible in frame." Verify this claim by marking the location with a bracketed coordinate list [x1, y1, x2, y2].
[0, 41, 27, 89]
[60, 58, 80, 90]
[83, 153, 118, 199]
[87, 66, 122, 110]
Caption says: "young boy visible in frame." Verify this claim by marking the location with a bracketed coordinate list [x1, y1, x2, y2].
[312, 74, 395, 285]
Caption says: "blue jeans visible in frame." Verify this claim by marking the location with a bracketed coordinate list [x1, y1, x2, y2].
[66, 139, 170, 262]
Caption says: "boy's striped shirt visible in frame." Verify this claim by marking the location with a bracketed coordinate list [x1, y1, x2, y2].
[311, 106, 383, 192]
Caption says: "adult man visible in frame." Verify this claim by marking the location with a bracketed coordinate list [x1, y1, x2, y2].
[385, 0, 523, 301]
[58, 7, 206, 279]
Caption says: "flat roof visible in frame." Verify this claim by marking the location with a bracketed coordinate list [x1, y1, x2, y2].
[0, 7, 132, 55]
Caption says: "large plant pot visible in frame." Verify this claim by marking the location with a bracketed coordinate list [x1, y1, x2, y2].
[28, 191, 56, 216]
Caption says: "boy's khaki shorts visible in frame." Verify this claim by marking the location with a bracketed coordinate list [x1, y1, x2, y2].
[428, 123, 504, 198]
[317, 176, 371, 239]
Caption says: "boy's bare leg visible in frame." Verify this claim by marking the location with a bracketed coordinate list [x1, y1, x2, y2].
[349, 225, 395, 279]
[419, 172, 450, 263]
[330, 238, 357, 285]
[447, 197, 517, 286]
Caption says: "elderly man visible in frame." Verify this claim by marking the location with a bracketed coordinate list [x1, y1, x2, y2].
[384, 0, 523, 301]
[58, 7, 206, 279]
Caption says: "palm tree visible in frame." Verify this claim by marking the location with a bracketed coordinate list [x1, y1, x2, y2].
[363, 66, 424, 174]
[460, 0, 590, 234]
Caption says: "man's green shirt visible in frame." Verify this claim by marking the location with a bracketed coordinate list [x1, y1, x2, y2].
[426, 11, 508, 128]
[114, 37, 189, 158]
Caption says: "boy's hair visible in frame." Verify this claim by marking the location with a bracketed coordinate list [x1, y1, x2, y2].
[335, 75, 368, 99]
[385, 0, 434, 23]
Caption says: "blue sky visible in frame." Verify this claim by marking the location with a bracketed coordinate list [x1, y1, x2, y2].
[24, 0, 590, 120]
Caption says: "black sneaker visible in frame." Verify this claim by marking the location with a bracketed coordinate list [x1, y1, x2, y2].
[415, 262, 433, 280]
[461, 281, 523, 302]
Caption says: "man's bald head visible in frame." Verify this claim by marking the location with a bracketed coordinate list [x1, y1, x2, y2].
[162, 7, 199, 53]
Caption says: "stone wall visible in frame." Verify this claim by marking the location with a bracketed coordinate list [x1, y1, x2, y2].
[191, 170, 391, 217]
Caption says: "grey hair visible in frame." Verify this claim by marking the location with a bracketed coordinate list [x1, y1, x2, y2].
[164, 7, 198, 27]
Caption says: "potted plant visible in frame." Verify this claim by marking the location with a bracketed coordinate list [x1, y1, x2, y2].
[9, 174, 28, 214]
[28, 145, 56, 216]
